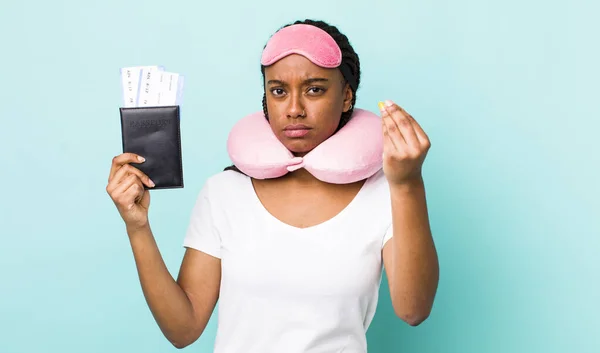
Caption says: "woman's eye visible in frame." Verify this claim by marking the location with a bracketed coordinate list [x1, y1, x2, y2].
[271, 88, 285, 96]
[308, 87, 325, 94]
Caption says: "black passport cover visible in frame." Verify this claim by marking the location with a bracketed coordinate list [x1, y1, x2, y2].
[119, 106, 183, 189]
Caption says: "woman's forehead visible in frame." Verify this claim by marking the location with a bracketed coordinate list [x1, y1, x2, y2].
[264, 54, 340, 81]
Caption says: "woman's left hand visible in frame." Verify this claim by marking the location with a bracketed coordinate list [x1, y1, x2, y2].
[379, 100, 431, 186]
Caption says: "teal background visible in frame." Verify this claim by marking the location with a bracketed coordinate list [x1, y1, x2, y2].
[1, 0, 598, 352]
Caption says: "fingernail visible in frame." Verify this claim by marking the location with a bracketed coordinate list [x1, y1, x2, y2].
[384, 100, 394, 107]
[138, 156, 145, 162]
[378, 101, 385, 111]
[149, 179, 155, 187]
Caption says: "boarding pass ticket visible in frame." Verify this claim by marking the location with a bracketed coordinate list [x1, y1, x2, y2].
[120, 65, 184, 107]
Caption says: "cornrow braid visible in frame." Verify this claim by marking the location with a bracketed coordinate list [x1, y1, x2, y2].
[224, 19, 361, 174]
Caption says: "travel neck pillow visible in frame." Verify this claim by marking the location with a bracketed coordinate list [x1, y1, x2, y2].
[227, 108, 383, 184]
[226, 23, 383, 184]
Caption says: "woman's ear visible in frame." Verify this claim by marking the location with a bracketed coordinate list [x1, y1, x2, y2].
[342, 83, 354, 112]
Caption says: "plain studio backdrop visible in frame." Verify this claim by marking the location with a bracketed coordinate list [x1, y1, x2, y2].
[0, 0, 598, 352]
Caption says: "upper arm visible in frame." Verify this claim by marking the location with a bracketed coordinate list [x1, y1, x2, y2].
[382, 223, 395, 289]
[382, 238, 395, 294]
[177, 179, 224, 341]
[176, 247, 221, 341]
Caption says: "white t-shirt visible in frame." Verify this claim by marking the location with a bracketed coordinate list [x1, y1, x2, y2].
[183, 168, 394, 353]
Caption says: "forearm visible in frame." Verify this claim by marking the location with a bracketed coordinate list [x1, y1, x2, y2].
[127, 224, 197, 345]
[388, 178, 439, 324]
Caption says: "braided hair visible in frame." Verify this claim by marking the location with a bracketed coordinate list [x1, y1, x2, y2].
[224, 19, 361, 174]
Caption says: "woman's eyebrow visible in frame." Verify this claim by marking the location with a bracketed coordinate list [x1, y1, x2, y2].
[267, 77, 330, 86]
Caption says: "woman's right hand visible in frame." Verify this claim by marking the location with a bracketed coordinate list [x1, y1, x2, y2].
[106, 153, 156, 231]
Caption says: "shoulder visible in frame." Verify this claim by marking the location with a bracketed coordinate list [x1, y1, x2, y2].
[196, 169, 250, 201]
[357, 169, 393, 215]
[204, 169, 249, 189]
[364, 168, 390, 196]
[187, 169, 252, 222]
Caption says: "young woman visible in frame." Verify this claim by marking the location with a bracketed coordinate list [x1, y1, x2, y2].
[106, 19, 439, 352]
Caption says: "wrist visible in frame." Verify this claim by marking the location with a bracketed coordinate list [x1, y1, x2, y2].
[126, 221, 151, 238]
[389, 176, 425, 193]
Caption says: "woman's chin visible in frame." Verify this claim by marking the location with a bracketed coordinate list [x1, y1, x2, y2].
[283, 140, 317, 156]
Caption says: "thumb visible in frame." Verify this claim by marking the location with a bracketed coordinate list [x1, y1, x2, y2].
[140, 190, 151, 209]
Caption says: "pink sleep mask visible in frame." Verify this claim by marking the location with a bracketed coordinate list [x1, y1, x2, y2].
[226, 108, 383, 184]
[261, 24, 342, 68]
[261, 24, 357, 91]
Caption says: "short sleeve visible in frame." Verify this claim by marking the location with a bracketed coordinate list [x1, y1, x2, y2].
[183, 180, 222, 258]
[382, 224, 393, 248]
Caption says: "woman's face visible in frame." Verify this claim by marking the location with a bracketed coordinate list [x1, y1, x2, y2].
[264, 54, 353, 156]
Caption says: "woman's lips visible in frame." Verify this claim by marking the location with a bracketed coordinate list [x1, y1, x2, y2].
[283, 124, 311, 138]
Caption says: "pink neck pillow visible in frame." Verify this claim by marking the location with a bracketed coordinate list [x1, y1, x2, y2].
[226, 108, 383, 184]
